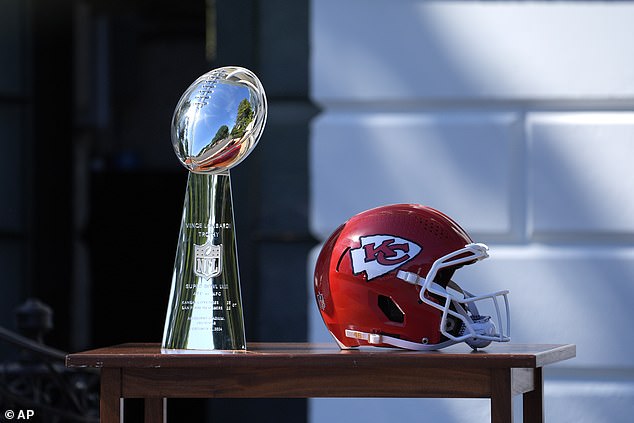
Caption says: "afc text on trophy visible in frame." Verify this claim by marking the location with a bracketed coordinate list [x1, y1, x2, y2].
[162, 67, 267, 351]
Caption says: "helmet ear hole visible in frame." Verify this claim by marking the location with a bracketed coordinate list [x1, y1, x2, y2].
[378, 295, 405, 323]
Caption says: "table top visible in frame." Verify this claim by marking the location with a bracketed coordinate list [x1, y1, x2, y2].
[66, 342, 575, 370]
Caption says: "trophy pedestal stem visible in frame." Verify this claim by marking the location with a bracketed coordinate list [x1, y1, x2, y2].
[162, 170, 246, 351]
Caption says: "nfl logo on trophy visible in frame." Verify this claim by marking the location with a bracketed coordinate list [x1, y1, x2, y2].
[194, 241, 222, 279]
[161, 67, 267, 352]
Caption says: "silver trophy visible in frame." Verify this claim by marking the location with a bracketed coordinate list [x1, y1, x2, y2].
[162, 66, 267, 351]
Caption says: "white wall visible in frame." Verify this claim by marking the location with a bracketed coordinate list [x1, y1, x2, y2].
[308, 1, 634, 422]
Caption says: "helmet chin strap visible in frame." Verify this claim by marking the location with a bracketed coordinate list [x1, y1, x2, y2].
[344, 329, 457, 351]
[463, 317, 496, 349]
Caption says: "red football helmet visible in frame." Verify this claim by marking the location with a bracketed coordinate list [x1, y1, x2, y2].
[314, 204, 510, 350]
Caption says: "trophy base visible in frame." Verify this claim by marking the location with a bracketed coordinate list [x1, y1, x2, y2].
[160, 348, 249, 355]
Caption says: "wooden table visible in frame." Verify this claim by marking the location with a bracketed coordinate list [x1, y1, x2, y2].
[65, 342, 575, 423]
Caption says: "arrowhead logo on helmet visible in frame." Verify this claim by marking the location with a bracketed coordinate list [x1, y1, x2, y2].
[350, 234, 422, 280]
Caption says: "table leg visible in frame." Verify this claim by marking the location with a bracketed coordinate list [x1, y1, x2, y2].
[145, 398, 166, 423]
[523, 368, 544, 423]
[100, 368, 122, 423]
[491, 368, 513, 423]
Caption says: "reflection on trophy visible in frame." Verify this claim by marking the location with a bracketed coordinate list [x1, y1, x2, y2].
[162, 67, 267, 351]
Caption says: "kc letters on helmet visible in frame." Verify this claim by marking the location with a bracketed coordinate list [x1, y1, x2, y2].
[314, 204, 510, 351]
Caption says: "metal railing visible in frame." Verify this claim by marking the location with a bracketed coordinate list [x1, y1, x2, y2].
[0, 299, 99, 422]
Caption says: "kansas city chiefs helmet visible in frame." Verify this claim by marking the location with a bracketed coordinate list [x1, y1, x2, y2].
[314, 204, 510, 350]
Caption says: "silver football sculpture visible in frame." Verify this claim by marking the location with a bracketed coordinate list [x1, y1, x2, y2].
[171, 66, 267, 174]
